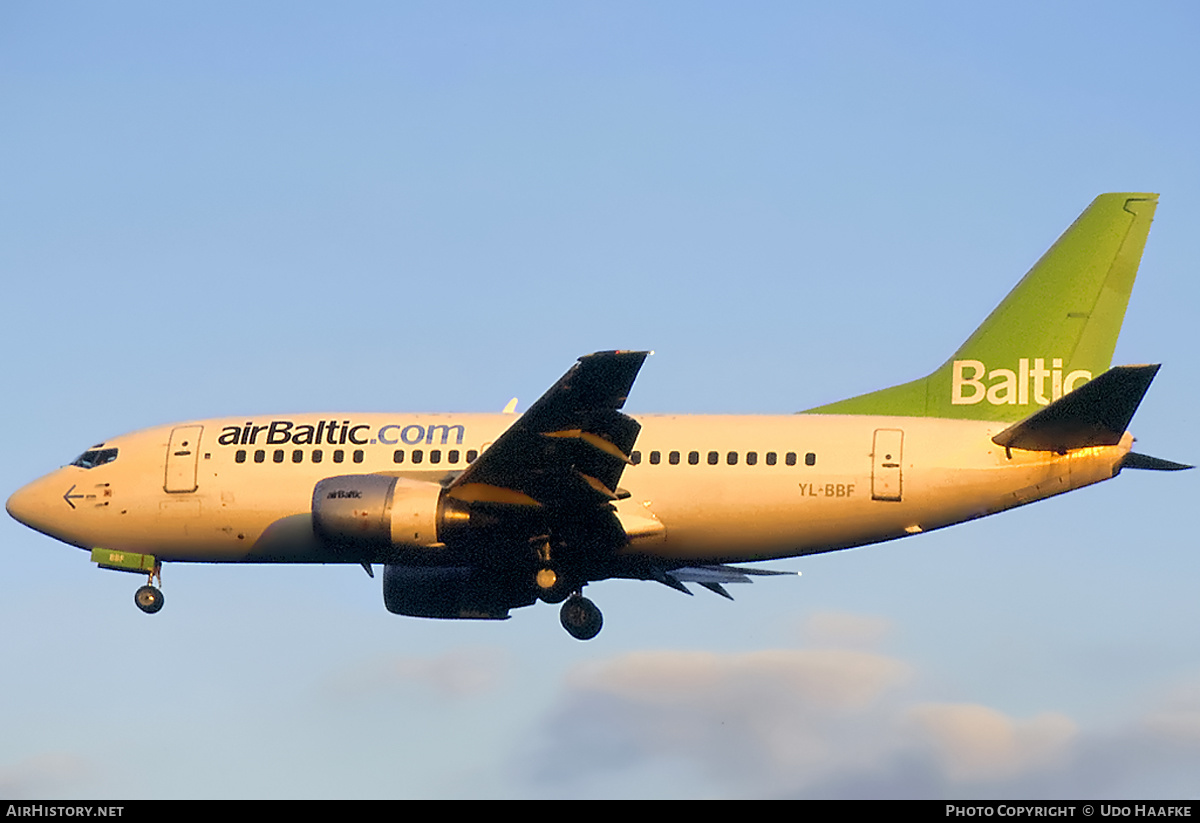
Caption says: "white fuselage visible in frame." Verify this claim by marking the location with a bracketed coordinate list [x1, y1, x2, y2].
[7, 412, 1131, 566]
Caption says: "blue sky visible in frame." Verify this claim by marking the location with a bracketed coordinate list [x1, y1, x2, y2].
[2, 1, 1199, 798]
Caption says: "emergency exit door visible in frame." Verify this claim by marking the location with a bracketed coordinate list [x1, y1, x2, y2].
[871, 428, 903, 502]
[165, 425, 203, 493]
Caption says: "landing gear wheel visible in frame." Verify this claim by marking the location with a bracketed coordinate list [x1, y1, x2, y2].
[560, 594, 603, 640]
[535, 567, 572, 604]
[135, 585, 164, 614]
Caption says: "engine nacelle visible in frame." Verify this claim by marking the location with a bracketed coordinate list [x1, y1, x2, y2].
[312, 475, 445, 550]
[382, 564, 520, 620]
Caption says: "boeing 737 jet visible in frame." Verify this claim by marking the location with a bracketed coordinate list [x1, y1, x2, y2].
[7, 193, 1189, 639]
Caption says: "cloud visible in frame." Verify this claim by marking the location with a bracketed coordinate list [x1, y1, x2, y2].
[1143, 674, 1200, 745]
[567, 648, 909, 712]
[0, 753, 93, 799]
[532, 648, 913, 796]
[905, 703, 1076, 782]
[526, 643, 1200, 798]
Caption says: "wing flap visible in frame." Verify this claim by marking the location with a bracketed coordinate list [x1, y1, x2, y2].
[542, 428, 634, 464]
[444, 483, 543, 507]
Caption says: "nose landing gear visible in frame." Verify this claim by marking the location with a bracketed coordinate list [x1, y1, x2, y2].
[135, 584, 164, 614]
[91, 549, 164, 614]
[134, 560, 163, 614]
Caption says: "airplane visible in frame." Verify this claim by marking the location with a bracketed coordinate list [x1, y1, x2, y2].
[6, 192, 1190, 640]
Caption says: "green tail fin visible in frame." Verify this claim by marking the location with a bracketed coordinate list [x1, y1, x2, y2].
[806, 193, 1158, 422]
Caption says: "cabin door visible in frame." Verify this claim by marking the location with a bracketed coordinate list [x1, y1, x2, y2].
[165, 425, 203, 493]
[871, 428, 903, 502]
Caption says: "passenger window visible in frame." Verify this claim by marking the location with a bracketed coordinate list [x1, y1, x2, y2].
[430, 450, 441, 464]
[727, 451, 737, 465]
[393, 450, 405, 464]
[412, 449, 423, 464]
[467, 449, 479, 463]
[254, 450, 266, 463]
[669, 451, 680, 465]
[649, 451, 661, 465]
[312, 449, 323, 463]
[333, 450, 344, 463]
[805, 452, 816, 466]
[688, 451, 700, 465]
[766, 452, 777, 466]
[292, 449, 303, 463]
[235, 450, 246, 463]
[449, 450, 460, 463]
[353, 450, 364, 463]
[746, 452, 757, 465]
[631, 451, 641, 465]
[273, 450, 284, 463]
[786, 452, 797, 466]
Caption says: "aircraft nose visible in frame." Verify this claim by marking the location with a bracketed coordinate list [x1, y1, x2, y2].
[8, 481, 39, 526]
[7, 474, 66, 538]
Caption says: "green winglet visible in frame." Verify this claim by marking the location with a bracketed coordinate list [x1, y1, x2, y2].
[807, 193, 1159, 422]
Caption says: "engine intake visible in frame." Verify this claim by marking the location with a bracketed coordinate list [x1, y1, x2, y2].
[312, 475, 445, 550]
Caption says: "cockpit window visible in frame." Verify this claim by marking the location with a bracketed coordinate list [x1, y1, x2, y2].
[71, 448, 119, 469]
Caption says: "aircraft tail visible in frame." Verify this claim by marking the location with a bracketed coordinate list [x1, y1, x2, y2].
[807, 193, 1159, 422]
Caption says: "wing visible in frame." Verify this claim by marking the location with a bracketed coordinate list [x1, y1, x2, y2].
[444, 351, 650, 555]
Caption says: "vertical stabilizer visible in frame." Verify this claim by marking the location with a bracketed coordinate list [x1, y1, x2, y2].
[806, 193, 1158, 421]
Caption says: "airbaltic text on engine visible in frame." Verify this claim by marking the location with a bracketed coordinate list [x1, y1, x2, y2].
[951, 358, 1092, 406]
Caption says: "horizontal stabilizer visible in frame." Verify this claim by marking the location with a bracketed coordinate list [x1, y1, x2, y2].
[992, 364, 1159, 453]
[1121, 452, 1193, 471]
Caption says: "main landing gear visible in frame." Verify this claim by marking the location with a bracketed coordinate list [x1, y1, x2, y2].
[535, 564, 603, 639]
[560, 593, 603, 641]
[532, 538, 602, 639]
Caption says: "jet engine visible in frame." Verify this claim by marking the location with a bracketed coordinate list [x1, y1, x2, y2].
[382, 564, 532, 619]
[311, 475, 455, 551]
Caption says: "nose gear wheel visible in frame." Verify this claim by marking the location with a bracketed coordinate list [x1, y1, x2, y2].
[135, 585, 163, 614]
[134, 561, 164, 614]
